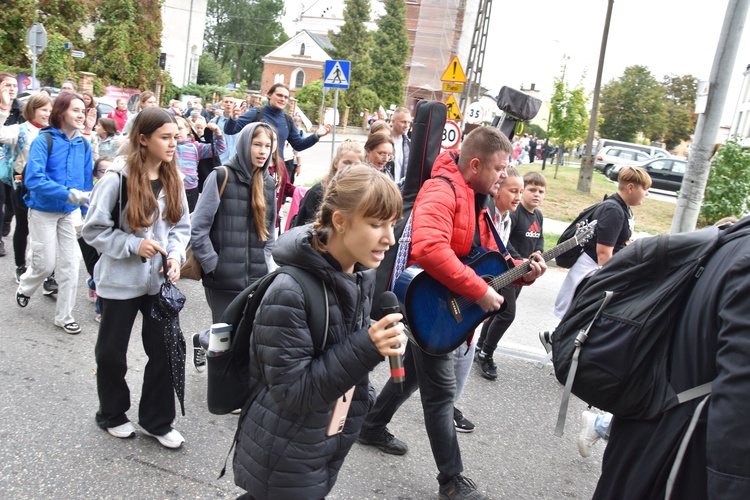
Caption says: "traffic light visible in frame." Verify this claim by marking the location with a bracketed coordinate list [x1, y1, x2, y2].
[158, 52, 167, 70]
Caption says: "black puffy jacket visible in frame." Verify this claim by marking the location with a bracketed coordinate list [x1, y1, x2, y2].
[233, 226, 384, 499]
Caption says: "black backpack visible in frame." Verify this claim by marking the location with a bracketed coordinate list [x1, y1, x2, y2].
[550, 218, 750, 436]
[206, 266, 328, 415]
[554, 196, 618, 268]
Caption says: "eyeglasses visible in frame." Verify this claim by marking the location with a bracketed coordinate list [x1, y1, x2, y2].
[377, 153, 394, 161]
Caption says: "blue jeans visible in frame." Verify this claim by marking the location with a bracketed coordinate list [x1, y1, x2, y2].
[595, 413, 612, 441]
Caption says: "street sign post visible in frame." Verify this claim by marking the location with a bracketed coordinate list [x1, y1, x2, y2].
[465, 102, 485, 125]
[26, 23, 47, 91]
[444, 94, 463, 121]
[440, 56, 467, 83]
[442, 82, 464, 93]
[441, 120, 462, 150]
[323, 60, 351, 161]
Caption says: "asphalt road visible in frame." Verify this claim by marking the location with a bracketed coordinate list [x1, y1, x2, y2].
[0, 133, 604, 498]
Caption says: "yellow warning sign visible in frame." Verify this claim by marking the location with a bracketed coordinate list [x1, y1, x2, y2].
[440, 56, 467, 83]
[444, 94, 463, 121]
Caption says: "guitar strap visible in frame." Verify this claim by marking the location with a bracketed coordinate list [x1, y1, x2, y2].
[484, 210, 514, 267]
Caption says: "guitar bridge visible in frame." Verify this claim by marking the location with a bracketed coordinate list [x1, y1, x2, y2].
[448, 295, 463, 323]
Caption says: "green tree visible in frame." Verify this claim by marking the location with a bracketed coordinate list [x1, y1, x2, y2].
[599, 65, 667, 143]
[38, 32, 76, 86]
[369, 0, 408, 107]
[549, 76, 589, 158]
[88, 0, 162, 89]
[0, 0, 36, 69]
[197, 52, 228, 85]
[662, 74, 698, 150]
[699, 138, 750, 225]
[294, 80, 335, 121]
[205, 0, 287, 87]
[330, 0, 375, 113]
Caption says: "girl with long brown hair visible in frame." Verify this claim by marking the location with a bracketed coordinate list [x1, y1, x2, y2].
[189, 122, 278, 363]
[233, 164, 406, 499]
[82, 106, 190, 448]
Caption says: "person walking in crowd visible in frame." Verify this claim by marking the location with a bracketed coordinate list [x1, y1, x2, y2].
[189, 122, 278, 368]
[0, 89, 53, 281]
[82, 107, 190, 448]
[553, 166, 651, 319]
[210, 94, 238, 164]
[294, 139, 364, 227]
[81, 91, 101, 127]
[192, 115, 224, 192]
[358, 127, 546, 500]
[364, 132, 395, 177]
[476, 171, 546, 379]
[122, 91, 158, 135]
[232, 164, 407, 500]
[15, 92, 93, 335]
[388, 107, 412, 183]
[107, 98, 130, 133]
[590, 216, 750, 499]
[283, 115, 304, 184]
[0, 72, 24, 256]
[529, 137, 538, 163]
[268, 127, 294, 233]
[91, 117, 122, 160]
[224, 83, 331, 155]
[174, 116, 225, 212]
[60, 79, 77, 93]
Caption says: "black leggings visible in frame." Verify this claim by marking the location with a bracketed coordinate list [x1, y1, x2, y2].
[11, 187, 28, 267]
[478, 284, 521, 356]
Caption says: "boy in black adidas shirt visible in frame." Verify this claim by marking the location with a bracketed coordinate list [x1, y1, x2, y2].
[508, 172, 546, 259]
[476, 172, 546, 379]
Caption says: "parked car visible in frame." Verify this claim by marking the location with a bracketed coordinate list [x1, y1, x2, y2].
[595, 146, 652, 176]
[596, 139, 671, 159]
[608, 157, 687, 191]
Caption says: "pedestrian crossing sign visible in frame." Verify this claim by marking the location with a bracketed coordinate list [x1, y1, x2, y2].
[323, 60, 351, 89]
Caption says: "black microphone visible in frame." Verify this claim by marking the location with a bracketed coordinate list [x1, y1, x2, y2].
[380, 291, 405, 394]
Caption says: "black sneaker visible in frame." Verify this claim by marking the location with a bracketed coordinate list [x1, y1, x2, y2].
[15, 266, 26, 284]
[0, 239, 6, 257]
[439, 474, 488, 500]
[475, 351, 497, 380]
[357, 426, 408, 455]
[192, 332, 206, 373]
[539, 331, 553, 354]
[2, 220, 10, 237]
[453, 407, 475, 433]
[43, 275, 58, 296]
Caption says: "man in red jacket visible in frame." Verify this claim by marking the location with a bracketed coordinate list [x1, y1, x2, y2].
[358, 126, 546, 500]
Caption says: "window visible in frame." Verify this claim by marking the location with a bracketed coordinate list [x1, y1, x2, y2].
[649, 160, 671, 171]
[274, 73, 285, 84]
[295, 70, 305, 89]
[300, 43, 306, 56]
[635, 152, 650, 162]
[672, 161, 687, 174]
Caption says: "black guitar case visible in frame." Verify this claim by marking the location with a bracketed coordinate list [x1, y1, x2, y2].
[372, 100, 447, 319]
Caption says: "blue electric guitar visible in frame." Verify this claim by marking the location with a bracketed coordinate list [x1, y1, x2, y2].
[393, 222, 597, 355]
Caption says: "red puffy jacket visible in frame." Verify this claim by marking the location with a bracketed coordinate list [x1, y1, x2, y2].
[408, 150, 506, 303]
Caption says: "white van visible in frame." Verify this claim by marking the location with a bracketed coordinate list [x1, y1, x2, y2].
[596, 139, 671, 159]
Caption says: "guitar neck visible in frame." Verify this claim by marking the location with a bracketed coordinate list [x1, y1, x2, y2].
[490, 234, 586, 290]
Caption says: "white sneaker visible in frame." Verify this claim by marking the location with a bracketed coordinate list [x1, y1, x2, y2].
[578, 411, 600, 458]
[142, 428, 185, 449]
[107, 422, 136, 439]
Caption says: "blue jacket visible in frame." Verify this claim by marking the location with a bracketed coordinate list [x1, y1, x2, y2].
[24, 127, 93, 214]
[223, 104, 319, 153]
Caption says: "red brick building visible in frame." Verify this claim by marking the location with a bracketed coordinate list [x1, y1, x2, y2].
[260, 30, 334, 97]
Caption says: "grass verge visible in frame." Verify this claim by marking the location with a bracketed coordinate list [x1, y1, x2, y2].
[517, 164, 674, 235]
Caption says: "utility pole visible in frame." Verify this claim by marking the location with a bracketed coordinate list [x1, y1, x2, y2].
[577, 0, 614, 194]
[671, 0, 749, 233]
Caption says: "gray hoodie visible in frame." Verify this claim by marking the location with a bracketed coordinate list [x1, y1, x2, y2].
[82, 158, 191, 299]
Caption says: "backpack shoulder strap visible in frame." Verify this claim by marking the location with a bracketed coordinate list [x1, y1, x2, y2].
[277, 266, 329, 351]
[216, 165, 229, 198]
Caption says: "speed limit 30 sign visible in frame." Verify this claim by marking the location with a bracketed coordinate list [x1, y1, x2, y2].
[441, 120, 461, 150]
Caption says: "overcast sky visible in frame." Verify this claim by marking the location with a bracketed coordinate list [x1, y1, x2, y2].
[283, 0, 750, 126]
